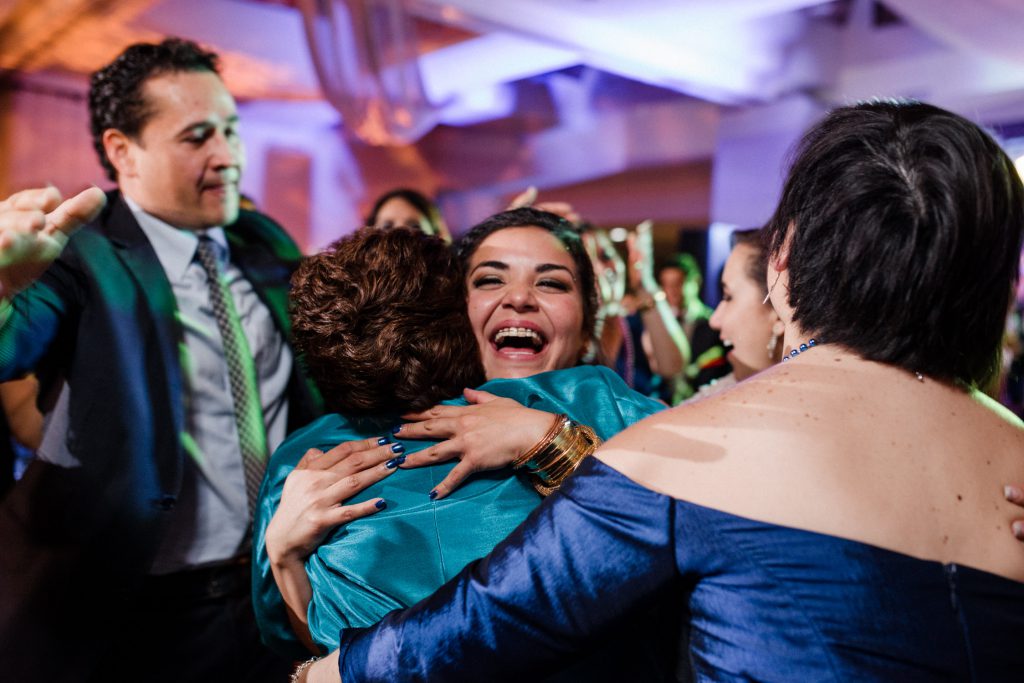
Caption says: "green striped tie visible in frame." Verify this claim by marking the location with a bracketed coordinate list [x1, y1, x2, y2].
[195, 236, 268, 518]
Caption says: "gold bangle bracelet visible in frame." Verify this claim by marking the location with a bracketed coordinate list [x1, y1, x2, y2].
[513, 414, 568, 470]
[514, 415, 601, 495]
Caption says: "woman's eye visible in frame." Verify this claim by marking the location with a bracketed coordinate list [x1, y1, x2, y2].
[537, 279, 570, 292]
[471, 275, 503, 288]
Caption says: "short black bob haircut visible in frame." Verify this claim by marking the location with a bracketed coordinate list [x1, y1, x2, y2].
[89, 38, 220, 182]
[455, 207, 599, 346]
[763, 100, 1024, 389]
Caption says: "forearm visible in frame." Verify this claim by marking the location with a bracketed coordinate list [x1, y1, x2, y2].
[0, 375, 42, 449]
[336, 459, 676, 682]
[639, 296, 690, 376]
[269, 553, 319, 653]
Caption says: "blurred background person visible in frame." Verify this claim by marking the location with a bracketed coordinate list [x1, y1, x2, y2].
[1001, 250, 1024, 416]
[365, 187, 451, 242]
[588, 222, 690, 405]
[698, 228, 784, 397]
[657, 252, 730, 400]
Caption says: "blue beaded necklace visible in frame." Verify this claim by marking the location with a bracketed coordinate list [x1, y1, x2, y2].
[781, 338, 820, 362]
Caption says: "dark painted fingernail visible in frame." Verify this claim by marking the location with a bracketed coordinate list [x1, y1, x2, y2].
[396, 455, 406, 465]
[377, 436, 391, 446]
[375, 499, 387, 510]
[386, 458, 401, 469]
[428, 490, 438, 501]
[390, 443, 405, 454]
[391, 425, 403, 435]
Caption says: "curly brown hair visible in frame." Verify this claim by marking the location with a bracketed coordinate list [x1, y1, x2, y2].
[291, 227, 484, 416]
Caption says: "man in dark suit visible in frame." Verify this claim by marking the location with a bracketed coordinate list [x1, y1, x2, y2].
[0, 39, 321, 681]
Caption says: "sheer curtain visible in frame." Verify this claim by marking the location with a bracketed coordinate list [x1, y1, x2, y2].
[297, 0, 438, 145]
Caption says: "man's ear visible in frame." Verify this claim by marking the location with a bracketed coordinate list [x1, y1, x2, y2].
[102, 129, 137, 179]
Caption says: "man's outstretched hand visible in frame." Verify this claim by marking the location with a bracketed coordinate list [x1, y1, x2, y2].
[0, 186, 106, 298]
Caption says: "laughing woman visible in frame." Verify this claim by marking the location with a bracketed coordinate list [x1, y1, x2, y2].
[254, 213, 676, 679]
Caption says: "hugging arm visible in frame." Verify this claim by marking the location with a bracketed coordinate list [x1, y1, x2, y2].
[256, 437, 399, 653]
[396, 388, 556, 499]
[316, 458, 678, 682]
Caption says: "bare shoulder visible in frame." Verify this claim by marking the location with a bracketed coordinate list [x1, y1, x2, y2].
[597, 373, 780, 502]
[597, 358, 1024, 580]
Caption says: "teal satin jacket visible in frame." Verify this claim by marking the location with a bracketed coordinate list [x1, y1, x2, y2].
[252, 365, 664, 655]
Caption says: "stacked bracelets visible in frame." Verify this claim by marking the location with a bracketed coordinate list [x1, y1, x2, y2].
[512, 414, 602, 495]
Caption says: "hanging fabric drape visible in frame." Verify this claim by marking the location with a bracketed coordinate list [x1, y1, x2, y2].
[297, 0, 438, 146]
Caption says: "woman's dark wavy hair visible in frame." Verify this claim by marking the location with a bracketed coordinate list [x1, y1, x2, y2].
[89, 38, 219, 181]
[764, 100, 1024, 388]
[455, 208, 599, 345]
[291, 227, 484, 416]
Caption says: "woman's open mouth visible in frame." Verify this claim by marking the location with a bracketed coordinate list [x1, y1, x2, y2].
[491, 326, 547, 356]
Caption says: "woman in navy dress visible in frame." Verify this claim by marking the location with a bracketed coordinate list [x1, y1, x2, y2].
[300, 101, 1024, 682]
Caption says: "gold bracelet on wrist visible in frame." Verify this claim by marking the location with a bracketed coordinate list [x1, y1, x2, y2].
[513, 414, 602, 495]
[512, 414, 567, 469]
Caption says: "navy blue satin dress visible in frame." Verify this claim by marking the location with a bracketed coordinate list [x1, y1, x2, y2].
[338, 457, 1024, 682]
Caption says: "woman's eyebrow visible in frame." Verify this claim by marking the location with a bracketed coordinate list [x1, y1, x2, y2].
[536, 264, 573, 275]
[469, 260, 508, 274]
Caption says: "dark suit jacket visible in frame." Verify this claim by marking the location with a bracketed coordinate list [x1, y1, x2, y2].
[0, 191, 321, 680]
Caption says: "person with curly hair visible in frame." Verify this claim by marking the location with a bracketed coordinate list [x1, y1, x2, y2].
[254, 217, 677, 680]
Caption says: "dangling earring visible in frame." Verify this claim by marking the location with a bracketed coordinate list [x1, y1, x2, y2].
[767, 319, 784, 362]
[763, 272, 781, 305]
[766, 332, 780, 360]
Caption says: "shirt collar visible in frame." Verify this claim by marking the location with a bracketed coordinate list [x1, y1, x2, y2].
[124, 195, 229, 284]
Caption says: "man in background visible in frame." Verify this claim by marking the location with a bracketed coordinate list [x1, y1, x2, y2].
[0, 39, 320, 681]
[657, 253, 729, 400]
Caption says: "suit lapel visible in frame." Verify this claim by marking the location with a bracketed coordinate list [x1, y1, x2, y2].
[105, 195, 186, 439]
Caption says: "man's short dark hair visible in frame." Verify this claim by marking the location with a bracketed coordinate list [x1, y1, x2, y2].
[290, 227, 484, 416]
[455, 208, 599, 347]
[89, 38, 220, 181]
[764, 100, 1024, 388]
[659, 252, 702, 285]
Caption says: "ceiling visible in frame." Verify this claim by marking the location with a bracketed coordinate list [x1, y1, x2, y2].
[3, 0, 1024, 246]
[2, 0, 1024, 127]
